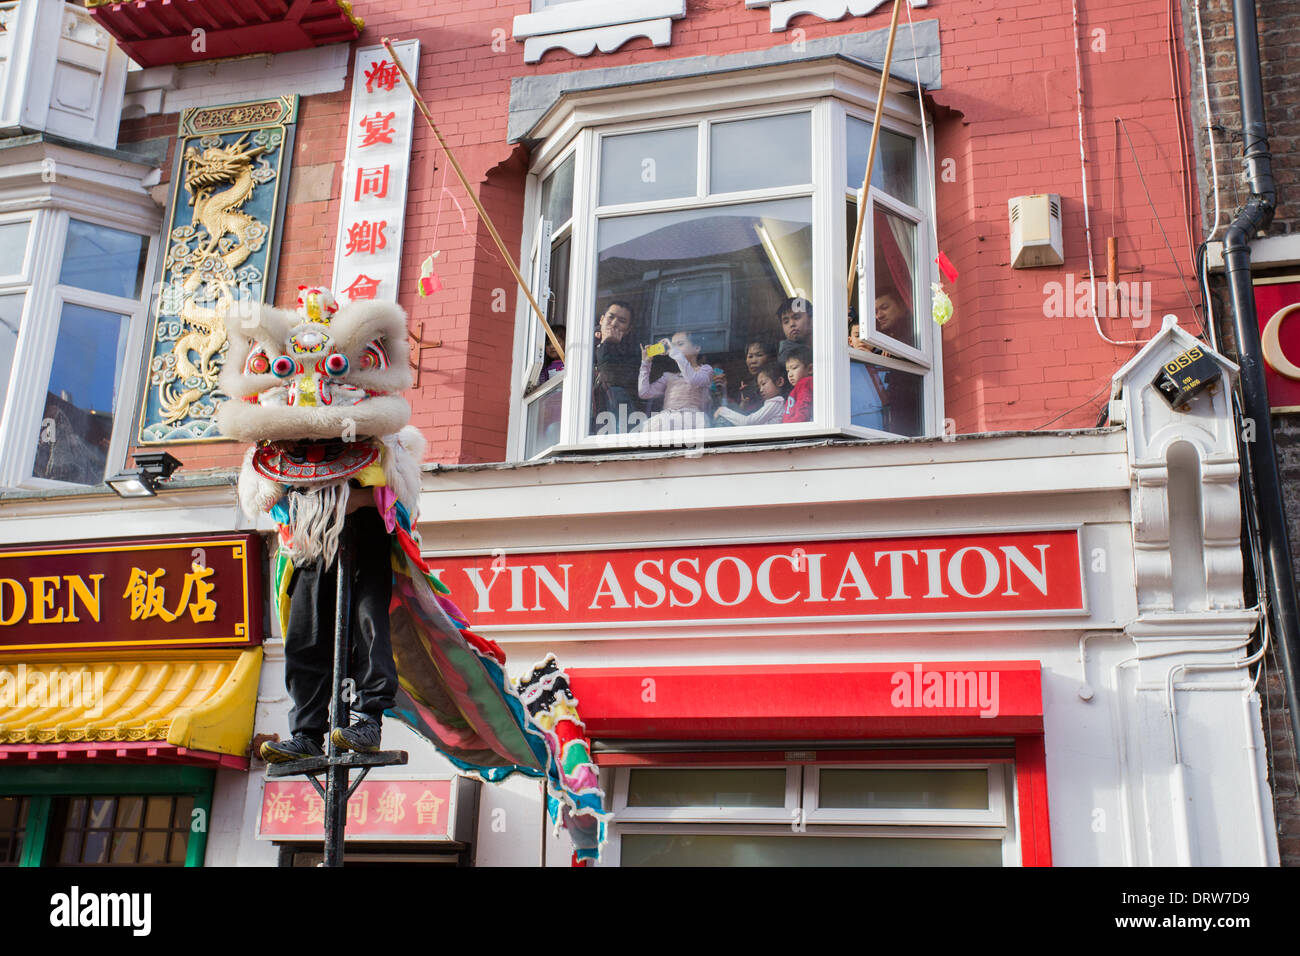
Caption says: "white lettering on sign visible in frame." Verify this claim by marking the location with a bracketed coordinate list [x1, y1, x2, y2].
[426, 533, 1083, 626]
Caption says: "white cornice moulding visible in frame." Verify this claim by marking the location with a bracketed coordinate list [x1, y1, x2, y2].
[765, 0, 928, 32]
[514, 0, 685, 37]
[522, 20, 673, 64]
[0, 140, 162, 230]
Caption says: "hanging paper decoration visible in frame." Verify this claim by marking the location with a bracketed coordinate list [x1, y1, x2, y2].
[932, 282, 954, 326]
[417, 252, 443, 297]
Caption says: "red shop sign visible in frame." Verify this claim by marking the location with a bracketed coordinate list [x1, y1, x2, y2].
[0, 533, 261, 654]
[258, 779, 452, 841]
[1256, 276, 1300, 412]
[426, 529, 1085, 628]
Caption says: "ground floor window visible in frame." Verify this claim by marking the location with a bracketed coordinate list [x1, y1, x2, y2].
[604, 762, 1016, 866]
[0, 765, 212, 867]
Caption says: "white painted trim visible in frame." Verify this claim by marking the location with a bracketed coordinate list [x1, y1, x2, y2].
[522, 19, 674, 64]
[767, 0, 929, 33]
[515, 0, 684, 38]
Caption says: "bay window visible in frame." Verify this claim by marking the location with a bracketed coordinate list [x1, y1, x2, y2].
[510, 65, 941, 460]
[0, 209, 157, 489]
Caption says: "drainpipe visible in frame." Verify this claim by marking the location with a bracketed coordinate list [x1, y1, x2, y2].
[1221, 0, 1300, 758]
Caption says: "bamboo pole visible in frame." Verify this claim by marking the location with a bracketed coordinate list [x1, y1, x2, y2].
[846, 0, 905, 306]
[382, 38, 564, 363]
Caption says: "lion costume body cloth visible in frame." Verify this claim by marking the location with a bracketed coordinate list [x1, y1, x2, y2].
[219, 289, 605, 861]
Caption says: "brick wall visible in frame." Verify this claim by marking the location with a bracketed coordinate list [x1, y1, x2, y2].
[119, 0, 1210, 461]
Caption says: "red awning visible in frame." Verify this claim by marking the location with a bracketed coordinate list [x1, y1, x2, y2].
[86, 0, 364, 68]
[567, 661, 1043, 740]
[0, 743, 247, 770]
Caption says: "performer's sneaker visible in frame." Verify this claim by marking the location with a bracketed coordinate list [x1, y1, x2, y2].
[260, 735, 324, 763]
[331, 716, 382, 753]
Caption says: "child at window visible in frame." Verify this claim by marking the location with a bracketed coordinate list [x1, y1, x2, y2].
[714, 361, 788, 427]
[735, 340, 776, 413]
[777, 296, 813, 364]
[783, 344, 814, 423]
[539, 324, 566, 383]
[633, 331, 715, 432]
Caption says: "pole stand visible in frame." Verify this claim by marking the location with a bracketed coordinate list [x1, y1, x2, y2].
[262, 522, 408, 866]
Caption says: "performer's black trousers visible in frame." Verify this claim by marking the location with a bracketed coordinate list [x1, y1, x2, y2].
[284, 507, 397, 739]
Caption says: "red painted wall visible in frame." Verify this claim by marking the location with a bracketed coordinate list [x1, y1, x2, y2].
[119, 0, 1204, 467]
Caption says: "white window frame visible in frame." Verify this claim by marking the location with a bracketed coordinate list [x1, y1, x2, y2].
[0, 208, 158, 491]
[507, 67, 941, 462]
[600, 762, 1019, 867]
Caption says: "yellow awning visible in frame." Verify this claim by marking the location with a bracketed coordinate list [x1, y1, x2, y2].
[0, 648, 262, 757]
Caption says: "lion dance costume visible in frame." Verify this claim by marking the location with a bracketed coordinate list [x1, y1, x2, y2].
[218, 287, 606, 862]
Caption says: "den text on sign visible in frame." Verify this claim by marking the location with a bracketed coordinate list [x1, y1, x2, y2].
[425, 530, 1086, 628]
[0, 534, 262, 653]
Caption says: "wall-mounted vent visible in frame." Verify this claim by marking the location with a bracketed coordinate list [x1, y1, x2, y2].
[1009, 193, 1064, 269]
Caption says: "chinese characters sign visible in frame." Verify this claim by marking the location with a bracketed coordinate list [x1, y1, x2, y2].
[1255, 276, 1300, 412]
[138, 97, 298, 444]
[258, 779, 452, 841]
[332, 41, 420, 306]
[424, 530, 1086, 629]
[0, 534, 261, 653]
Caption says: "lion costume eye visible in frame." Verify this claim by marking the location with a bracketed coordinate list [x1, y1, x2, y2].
[359, 340, 389, 371]
[272, 355, 296, 378]
[246, 351, 270, 375]
[324, 352, 349, 376]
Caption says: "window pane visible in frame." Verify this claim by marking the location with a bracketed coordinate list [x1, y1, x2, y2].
[115, 796, 144, 829]
[540, 153, 576, 227]
[710, 113, 811, 193]
[599, 127, 697, 206]
[524, 379, 564, 458]
[139, 831, 167, 865]
[817, 768, 990, 810]
[622, 833, 1001, 866]
[169, 831, 189, 864]
[547, 235, 571, 333]
[32, 303, 129, 484]
[626, 768, 787, 808]
[847, 118, 916, 205]
[110, 831, 140, 864]
[0, 796, 26, 865]
[872, 206, 921, 349]
[849, 359, 925, 436]
[59, 219, 148, 299]
[0, 293, 24, 421]
[0, 221, 30, 273]
[144, 796, 172, 829]
[591, 198, 812, 435]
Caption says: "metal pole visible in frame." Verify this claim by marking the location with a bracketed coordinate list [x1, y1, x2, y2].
[1221, 0, 1300, 757]
[323, 524, 353, 868]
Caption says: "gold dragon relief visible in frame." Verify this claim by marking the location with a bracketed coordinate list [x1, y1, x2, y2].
[140, 104, 295, 445]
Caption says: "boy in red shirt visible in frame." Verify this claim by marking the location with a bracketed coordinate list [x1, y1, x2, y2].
[783, 345, 814, 423]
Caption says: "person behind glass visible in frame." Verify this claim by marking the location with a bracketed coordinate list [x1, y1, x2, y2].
[539, 324, 566, 383]
[777, 296, 813, 364]
[783, 344, 814, 423]
[715, 360, 788, 427]
[875, 289, 912, 343]
[735, 340, 777, 413]
[593, 301, 639, 430]
[634, 330, 715, 432]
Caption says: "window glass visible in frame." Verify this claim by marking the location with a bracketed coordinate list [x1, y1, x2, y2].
[872, 206, 920, 350]
[847, 118, 916, 205]
[591, 197, 812, 435]
[599, 127, 697, 206]
[621, 833, 1001, 866]
[59, 219, 148, 299]
[541, 153, 576, 227]
[817, 768, 989, 810]
[626, 768, 788, 808]
[709, 112, 811, 194]
[524, 377, 564, 458]
[32, 302, 130, 484]
[0, 796, 27, 865]
[0, 221, 30, 275]
[49, 794, 191, 866]
[0, 293, 24, 421]
[849, 359, 924, 436]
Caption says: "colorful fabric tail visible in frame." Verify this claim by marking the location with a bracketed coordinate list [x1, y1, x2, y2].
[384, 523, 607, 860]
